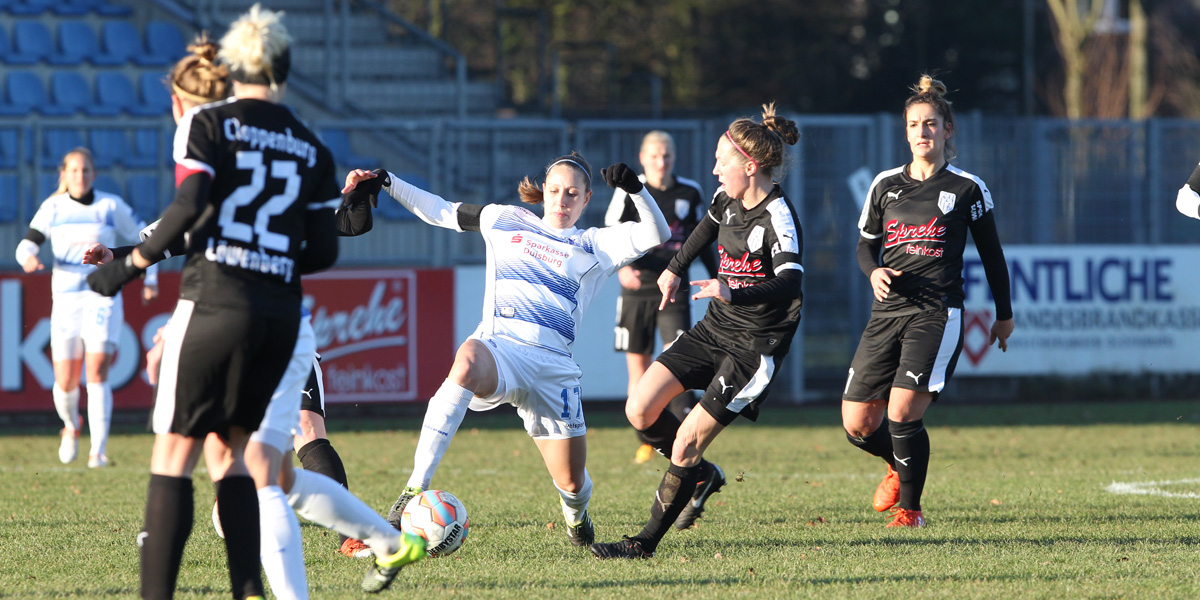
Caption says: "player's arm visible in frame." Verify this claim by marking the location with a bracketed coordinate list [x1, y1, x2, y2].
[968, 211, 1013, 321]
[729, 217, 804, 306]
[1177, 162, 1200, 220]
[337, 169, 380, 237]
[666, 212, 717, 278]
[15, 229, 46, 273]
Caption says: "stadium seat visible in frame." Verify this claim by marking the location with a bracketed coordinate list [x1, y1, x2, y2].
[126, 127, 161, 169]
[0, 173, 19, 222]
[93, 174, 122, 199]
[90, 129, 128, 169]
[321, 129, 381, 169]
[0, 71, 72, 116]
[37, 172, 60, 201]
[96, 21, 141, 65]
[139, 21, 186, 67]
[0, 24, 9, 62]
[8, 21, 54, 64]
[126, 174, 160, 219]
[52, 21, 100, 65]
[41, 129, 86, 166]
[0, 127, 27, 168]
[87, 73, 137, 116]
[6, 0, 56, 15]
[49, 72, 92, 115]
[92, 0, 133, 16]
[135, 72, 171, 116]
[376, 174, 427, 220]
[51, 0, 96, 15]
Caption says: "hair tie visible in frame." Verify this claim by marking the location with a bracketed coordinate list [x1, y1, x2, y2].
[546, 158, 591, 183]
[725, 131, 758, 168]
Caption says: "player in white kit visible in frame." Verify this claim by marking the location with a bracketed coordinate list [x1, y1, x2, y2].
[15, 147, 158, 468]
[343, 155, 669, 548]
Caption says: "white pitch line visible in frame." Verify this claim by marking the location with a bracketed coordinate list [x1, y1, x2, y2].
[1105, 478, 1200, 499]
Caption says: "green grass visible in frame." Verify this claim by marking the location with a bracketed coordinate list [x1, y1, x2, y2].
[3, 400, 1200, 599]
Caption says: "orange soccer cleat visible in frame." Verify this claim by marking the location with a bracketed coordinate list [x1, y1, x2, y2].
[885, 507, 926, 528]
[340, 538, 374, 559]
[872, 464, 900, 512]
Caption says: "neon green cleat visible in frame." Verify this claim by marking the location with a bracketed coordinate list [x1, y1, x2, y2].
[361, 533, 426, 593]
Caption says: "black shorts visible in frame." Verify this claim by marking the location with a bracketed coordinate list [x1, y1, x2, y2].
[655, 322, 783, 426]
[842, 307, 964, 403]
[614, 295, 690, 355]
[151, 300, 299, 438]
[299, 355, 326, 417]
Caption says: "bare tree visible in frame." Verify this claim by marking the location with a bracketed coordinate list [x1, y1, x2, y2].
[1046, 0, 1105, 118]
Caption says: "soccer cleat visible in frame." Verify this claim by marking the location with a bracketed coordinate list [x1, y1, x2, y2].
[340, 537, 374, 559]
[673, 461, 726, 530]
[212, 502, 225, 539]
[58, 423, 81, 464]
[361, 532, 426, 593]
[87, 454, 109, 468]
[566, 510, 595, 546]
[873, 464, 900, 512]
[589, 536, 653, 559]
[634, 443, 654, 464]
[385, 486, 423, 530]
[885, 507, 926, 528]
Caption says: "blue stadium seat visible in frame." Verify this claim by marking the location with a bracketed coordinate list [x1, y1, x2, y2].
[90, 129, 127, 169]
[51, 21, 100, 65]
[126, 127, 161, 168]
[51, 0, 95, 15]
[139, 21, 186, 67]
[126, 174, 160, 219]
[321, 128, 381, 169]
[49, 72, 91, 115]
[138, 72, 172, 115]
[41, 129, 86, 166]
[93, 174, 122, 199]
[37, 172, 60, 201]
[96, 21, 140, 65]
[92, 0, 133, 16]
[87, 73, 136, 116]
[376, 174, 428, 220]
[0, 23, 9, 62]
[0, 127, 25, 168]
[8, 21, 54, 64]
[6, 0, 56, 15]
[0, 174, 19, 222]
[0, 71, 72, 116]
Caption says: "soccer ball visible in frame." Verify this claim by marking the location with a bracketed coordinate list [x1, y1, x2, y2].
[400, 490, 469, 557]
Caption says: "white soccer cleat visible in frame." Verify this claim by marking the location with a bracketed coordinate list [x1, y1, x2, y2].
[212, 502, 225, 539]
[87, 454, 109, 468]
[58, 427, 79, 464]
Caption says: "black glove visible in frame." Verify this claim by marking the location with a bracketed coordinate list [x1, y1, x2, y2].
[87, 253, 145, 297]
[601, 163, 643, 195]
[342, 168, 391, 209]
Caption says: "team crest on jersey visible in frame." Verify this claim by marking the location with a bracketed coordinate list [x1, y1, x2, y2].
[675, 199, 690, 220]
[747, 225, 765, 252]
[938, 191, 957, 214]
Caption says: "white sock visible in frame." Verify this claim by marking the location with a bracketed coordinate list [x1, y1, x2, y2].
[85, 382, 112, 457]
[407, 379, 473, 490]
[258, 485, 307, 600]
[288, 469, 400, 557]
[52, 384, 80, 432]
[555, 469, 592, 526]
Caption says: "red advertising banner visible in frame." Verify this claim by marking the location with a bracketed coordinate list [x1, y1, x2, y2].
[0, 268, 454, 414]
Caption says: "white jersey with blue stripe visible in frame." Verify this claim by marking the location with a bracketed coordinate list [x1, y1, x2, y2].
[28, 190, 147, 294]
[476, 204, 639, 356]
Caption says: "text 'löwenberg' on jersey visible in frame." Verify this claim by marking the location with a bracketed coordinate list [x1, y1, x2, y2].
[222, 117, 319, 168]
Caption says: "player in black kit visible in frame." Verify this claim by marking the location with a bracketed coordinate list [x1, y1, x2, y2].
[591, 104, 803, 559]
[842, 75, 1013, 528]
[604, 131, 717, 464]
[83, 6, 409, 599]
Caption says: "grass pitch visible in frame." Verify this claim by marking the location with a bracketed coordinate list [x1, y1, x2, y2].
[2, 400, 1199, 599]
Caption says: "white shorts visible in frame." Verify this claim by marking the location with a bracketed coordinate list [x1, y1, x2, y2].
[468, 332, 586, 440]
[250, 314, 316, 452]
[50, 290, 122, 360]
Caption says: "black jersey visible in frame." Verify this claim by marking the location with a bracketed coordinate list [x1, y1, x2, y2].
[667, 185, 804, 354]
[858, 162, 996, 315]
[607, 175, 715, 298]
[165, 97, 341, 315]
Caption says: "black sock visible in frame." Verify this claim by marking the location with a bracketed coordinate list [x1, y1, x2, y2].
[214, 476, 262, 600]
[297, 438, 351, 545]
[139, 474, 193, 600]
[846, 421, 896, 468]
[635, 410, 682, 459]
[635, 462, 702, 552]
[889, 418, 930, 511]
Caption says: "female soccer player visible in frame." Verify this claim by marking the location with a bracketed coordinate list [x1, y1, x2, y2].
[15, 147, 158, 468]
[591, 103, 803, 559]
[603, 130, 716, 464]
[86, 5, 419, 598]
[841, 75, 1013, 528]
[344, 154, 669, 548]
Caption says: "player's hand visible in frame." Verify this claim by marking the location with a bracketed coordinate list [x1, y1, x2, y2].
[657, 270, 681, 310]
[20, 255, 43, 273]
[143, 284, 159, 305]
[601, 163, 643, 195]
[618, 265, 641, 291]
[691, 279, 731, 303]
[989, 318, 1014, 352]
[869, 267, 902, 302]
[341, 168, 390, 207]
[83, 243, 114, 265]
[146, 326, 166, 386]
[87, 254, 145, 297]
